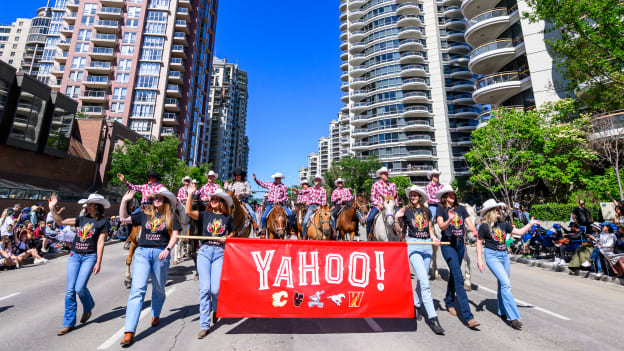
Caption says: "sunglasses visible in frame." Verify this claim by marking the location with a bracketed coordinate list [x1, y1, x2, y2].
[153, 197, 165, 202]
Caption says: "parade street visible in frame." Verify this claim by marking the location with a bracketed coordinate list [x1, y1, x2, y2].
[0, 242, 621, 351]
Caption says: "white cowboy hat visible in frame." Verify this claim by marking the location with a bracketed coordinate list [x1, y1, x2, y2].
[182, 176, 192, 182]
[153, 188, 178, 206]
[405, 185, 427, 199]
[212, 189, 233, 208]
[271, 172, 285, 179]
[78, 194, 111, 209]
[300, 179, 309, 185]
[375, 167, 390, 178]
[205, 170, 219, 179]
[313, 175, 325, 185]
[480, 199, 500, 216]
[435, 184, 457, 200]
[498, 202, 507, 208]
[335, 178, 346, 186]
[426, 169, 440, 180]
[192, 179, 199, 184]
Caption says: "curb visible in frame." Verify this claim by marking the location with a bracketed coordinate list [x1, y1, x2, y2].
[509, 255, 624, 287]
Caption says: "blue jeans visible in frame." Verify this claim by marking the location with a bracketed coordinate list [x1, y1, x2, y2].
[243, 203, 255, 221]
[484, 248, 521, 320]
[124, 247, 170, 333]
[261, 203, 293, 229]
[366, 206, 380, 236]
[407, 238, 436, 318]
[428, 204, 438, 219]
[63, 251, 97, 327]
[197, 244, 224, 329]
[590, 248, 603, 273]
[302, 204, 319, 239]
[440, 241, 474, 321]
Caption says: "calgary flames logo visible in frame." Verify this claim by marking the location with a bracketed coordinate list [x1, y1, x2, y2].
[146, 216, 166, 233]
[412, 214, 426, 231]
[207, 219, 226, 236]
[78, 222, 95, 242]
[494, 227, 505, 243]
[451, 215, 463, 229]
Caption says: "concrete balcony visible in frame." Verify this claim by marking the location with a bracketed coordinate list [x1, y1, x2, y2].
[94, 20, 120, 34]
[349, 30, 366, 43]
[83, 76, 109, 88]
[97, 7, 123, 20]
[170, 58, 185, 72]
[350, 53, 366, 65]
[50, 67, 65, 77]
[349, 65, 367, 78]
[100, 0, 124, 7]
[178, 0, 191, 8]
[449, 93, 474, 105]
[348, 0, 365, 10]
[161, 127, 177, 136]
[397, 2, 421, 15]
[173, 32, 188, 46]
[469, 37, 525, 75]
[349, 18, 365, 31]
[402, 77, 428, 90]
[349, 42, 365, 54]
[398, 26, 424, 40]
[176, 7, 191, 21]
[64, 12, 76, 24]
[473, 71, 531, 105]
[400, 64, 428, 77]
[444, 18, 466, 31]
[65, 0, 79, 11]
[348, 9, 364, 21]
[402, 91, 429, 104]
[92, 33, 117, 47]
[465, 6, 519, 47]
[397, 15, 422, 27]
[172, 45, 186, 59]
[90, 47, 115, 60]
[447, 67, 473, 79]
[350, 77, 367, 89]
[81, 105, 105, 118]
[399, 39, 425, 52]
[166, 84, 182, 98]
[403, 105, 432, 117]
[447, 42, 471, 55]
[162, 112, 179, 125]
[444, 6, 463, 19]
[79, 90, 107, 103]
[56, 39, 71, 50]
[60, 25, 74, 37]
[446, 30, 465, 42]
[400, 51, 426, 64]
[460, 0, 501, 20]
[175, 20, 190, 34]
[168, 70, 184, 84]
[86, 61, 112, 74]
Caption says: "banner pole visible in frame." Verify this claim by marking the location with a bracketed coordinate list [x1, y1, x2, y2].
[178, 236, 450, 245]
[406, 242, 450, 245]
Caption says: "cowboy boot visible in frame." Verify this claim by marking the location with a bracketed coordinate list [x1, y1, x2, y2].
[120, 332, 134, 346]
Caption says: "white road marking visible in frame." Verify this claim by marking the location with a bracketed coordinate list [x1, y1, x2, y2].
[364, 318, 383, 332]
[473, 283, 571, 321]
[0, 293, 20, 301]
[97, 287, 177, 350]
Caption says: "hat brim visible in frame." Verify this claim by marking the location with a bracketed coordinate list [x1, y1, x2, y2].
[480, 204, 499, 216]
[435, 189, 456, 200]
[426, 171, 440, 180]
[78, 198, 111, 209]
[212, 193, 233, 208]
[272, 174, 285, 179]
[206, 173, 219, 179]
[375, 170, 389, 178]
[153, 191, 178, 206]
[405, 188, 427, 199]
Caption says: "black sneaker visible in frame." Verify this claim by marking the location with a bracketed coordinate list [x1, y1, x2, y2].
[510, 319, 523, 330]
[413, 306, 422, 321]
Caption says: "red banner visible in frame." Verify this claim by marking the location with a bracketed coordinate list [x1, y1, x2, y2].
[218, 238, 414, 318]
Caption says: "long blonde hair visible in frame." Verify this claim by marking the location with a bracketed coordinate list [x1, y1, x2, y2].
[482, 208, 498, 230]
[144, 201, 173, 236]
[407, 192, 429, 222]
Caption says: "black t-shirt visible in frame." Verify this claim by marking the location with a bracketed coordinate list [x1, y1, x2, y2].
[198, 211, 234, 247]
[132, 211, 182, 248]
[404, 207, 432, 239]
[436, 205, 469, 240]
[72, 216, 110, 254]
[573, 207, 591, 225]
[479, 222, 513, 251]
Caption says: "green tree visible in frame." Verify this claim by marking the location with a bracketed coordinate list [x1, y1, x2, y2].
[465, 108, 544, 205]
[524, 0, 624, 111]
[333, 156, 382, 196]
[109, 136, 187, 189]
[390, 176, 411, 202]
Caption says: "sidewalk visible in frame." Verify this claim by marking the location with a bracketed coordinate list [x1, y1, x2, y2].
[1, 240, 122, 269]
[509, 254, 624, 286]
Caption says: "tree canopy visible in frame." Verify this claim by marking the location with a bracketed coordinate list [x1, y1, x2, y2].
[324, 156, 382, 196]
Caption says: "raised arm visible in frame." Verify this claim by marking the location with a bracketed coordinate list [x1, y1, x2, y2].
[185, 184, 200, 220]
[253, 173, 269, 188]
[511, 219, 540, 237]
[48, 195, 75, 226]
[119, 190, 136, 224]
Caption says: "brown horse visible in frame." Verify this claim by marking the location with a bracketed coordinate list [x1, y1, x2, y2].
[336, 203, 358, 241]
[295, 205, 306, 239]
[266, 204, 288, 239]
[306, 205, 333, 240]
[228, 191, 253, 238]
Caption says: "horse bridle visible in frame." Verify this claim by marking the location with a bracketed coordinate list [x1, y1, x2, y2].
[271, 211, 287, 237]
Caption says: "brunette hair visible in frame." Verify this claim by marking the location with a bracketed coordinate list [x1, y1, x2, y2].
[210, 198, 231, 216]
[440, 192, 459, 209]
[407, 191, 429, 223]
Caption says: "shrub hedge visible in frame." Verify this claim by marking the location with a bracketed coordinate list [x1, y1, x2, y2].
[529, 203, 602, 222]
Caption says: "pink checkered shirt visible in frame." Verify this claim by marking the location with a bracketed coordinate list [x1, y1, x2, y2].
[425, 182, 443, 205]
[124, 181, 166, 204]
[199, 182, 222, 198]
[371, 180, 397, 209]
[177, 186, 200, 204]
[331, 187, 353, 204]
[296, 188, 310, 204]
[307, 186, 327, 206]
[255, 179, 288, 203]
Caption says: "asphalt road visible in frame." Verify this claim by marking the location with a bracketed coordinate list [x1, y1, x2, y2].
[1, 241, 622, 351]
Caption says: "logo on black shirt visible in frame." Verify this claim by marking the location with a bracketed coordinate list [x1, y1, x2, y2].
[78, 222, 95, 242]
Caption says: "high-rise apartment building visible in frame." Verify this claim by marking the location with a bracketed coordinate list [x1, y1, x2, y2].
[0, 18, 33, 68]
[339, 0, 483, 185]
[461, 0, 567, 123]
[51, 0, 218, 165]
[307, 152, 318, 179]
[0, 25, 11, 57]
[205, 57, 249, 179]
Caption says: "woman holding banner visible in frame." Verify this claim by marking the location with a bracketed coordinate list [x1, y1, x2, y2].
[435, 185, 480, 329]
[395, 185, 444, 335]
[477, 199, 539, 330]
[185, 184, 236, 339]
[118, 189, 181, 346]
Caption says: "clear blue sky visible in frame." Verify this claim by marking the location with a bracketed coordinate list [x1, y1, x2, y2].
[1, 1, 342, 190]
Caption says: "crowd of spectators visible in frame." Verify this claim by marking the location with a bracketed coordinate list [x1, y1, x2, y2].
[0, 202, 121, 270]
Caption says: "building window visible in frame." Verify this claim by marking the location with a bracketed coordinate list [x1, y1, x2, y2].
[65, 85, 80, 98]
[126, 19, 139, 28]
[118, 59, 132, 71]
[116, 73, 130, 83]
[46, 106, 74, 153]
[128, 7, 142, 18]
[123, 32, 137, 44]
[111, 102, 125, 113]
[81, 16, 95, 26]
[71, 57, 86, 69]
[130, 120, 152, 133]
[83, 3, 97, 15]
[121, 45, 135, 56]
[113, 87, 127, 100]
[68, 71, 83, 82]
[9, 91, 47, 144]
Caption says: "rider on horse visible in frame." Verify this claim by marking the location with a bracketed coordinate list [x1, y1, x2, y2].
[424, 169, 443, 218]
[224, 169, 258, 231]
[177, 176, 200, 205]
[330, 178, 355, 233]
[366, 167, 397, 237]
[117, 171, 166, 214]
[295, 179, 310, 209]
[199, 170, 222, 202]
[302, 176, 327, 240]
[254, 172, 294, 233]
